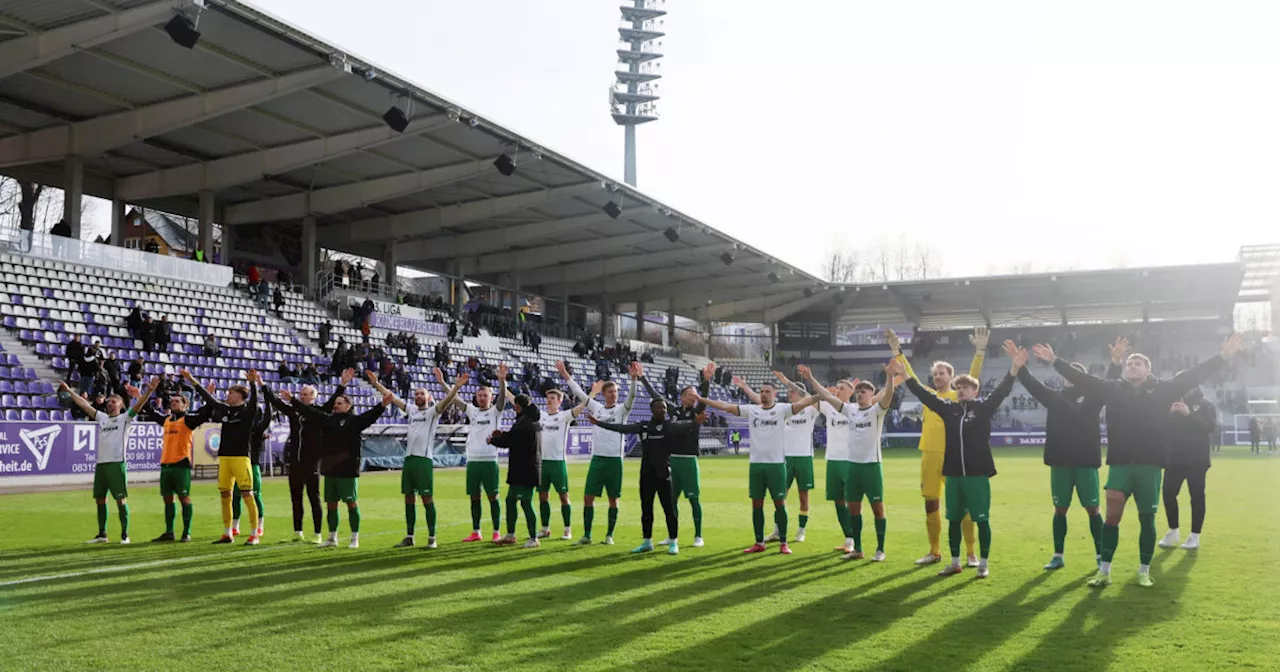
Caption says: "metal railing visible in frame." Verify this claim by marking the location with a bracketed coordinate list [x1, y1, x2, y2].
[2, 229, 232, 286]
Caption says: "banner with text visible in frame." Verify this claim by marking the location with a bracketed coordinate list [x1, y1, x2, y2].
[0, 421, 164, 477]
[368, 312, 448, 338]
[345, 295, 428, 322]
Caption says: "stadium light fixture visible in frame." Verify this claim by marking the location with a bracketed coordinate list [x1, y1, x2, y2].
[768, 271, 781, 283]
[603, 201, 623, 219]
[164, 13, 202, 49]
[493, 153, 516, 177]
[663, 226, 680, 243]
[382, 106, 409, 133]
[720, 251, 735, 266]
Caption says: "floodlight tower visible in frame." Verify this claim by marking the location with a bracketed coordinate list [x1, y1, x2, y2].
[612, 0, 665, 187]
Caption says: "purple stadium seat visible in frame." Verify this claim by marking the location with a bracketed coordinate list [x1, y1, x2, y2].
[2, 316, 14, 329]
[19, 409, 33, 421]
[42, 396, 55, 408]
[35, 410, 49, 422]
[38, 308, 50, 319]
[35, 343, 49, 357]
[18, 329, 31, 341]
[37, 382, 52, 394]
[23, 369, 33, 381]
[16, 395, 30, 409]
[13, 381, 27, 394]
[0, 381, 10, 394]
[52, 357, 67, 370]
[6, 354, 18, 366]
[4, 410, 18, 421]
[10, 295, 20, 305]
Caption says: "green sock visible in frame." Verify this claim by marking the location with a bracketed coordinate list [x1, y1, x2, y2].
[470, 500, 482, 531]
[1101, 523, 1120, 563]
[164, 501, 176, 535]
[254, 492, 264, 521]
[405, 502, 416, 535]
[875, 517, 887, 552]
[349, 506, 360, 533]
[232, 488, 241, 520]
[1053, 513, 1067, 554]
[977, 520, 992, 559]
[583, 506, 594, 537]
[752, 507, 765, 543]
[96, 502, 107, 536]
[425, 502, 437, 536]
[1138, 513, 1155, 565]
[1089, 513, 1104, 556]
[607, 507, 619, 537]
[505, 496, 518, 535]
[522, 500, 537, 539]
[489, 498, 501, 532]
[798, 513, 809, 530]
[949, 520, 963, 558]
[774, 506, 788, 543]
[836, 504, 852, 537]
[690, 498, 703, 538]
[539, 500, 552, 528]
[561, 503, 572, 528]
[851, 514, 864, 552]
[327, 508, 339, 533]
[117, 502, 129, 538]
[181, 503, 193, 537]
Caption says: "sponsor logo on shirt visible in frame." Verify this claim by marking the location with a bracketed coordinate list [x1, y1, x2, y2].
[752, 418, 778, 428]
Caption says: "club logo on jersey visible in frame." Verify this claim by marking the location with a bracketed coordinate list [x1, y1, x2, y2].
[19, 425, 61, 470]
[73, 425, 96, 453]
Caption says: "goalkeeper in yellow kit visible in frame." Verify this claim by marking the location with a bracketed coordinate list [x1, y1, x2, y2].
[887, 327, 987, 567]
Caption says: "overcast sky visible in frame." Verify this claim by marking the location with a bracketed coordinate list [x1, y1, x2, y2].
[220, 1, 1280, 278]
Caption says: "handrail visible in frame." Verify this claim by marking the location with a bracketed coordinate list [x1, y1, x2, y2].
[2, 229, 232, 286]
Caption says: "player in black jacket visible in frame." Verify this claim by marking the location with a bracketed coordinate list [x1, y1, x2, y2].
[1157, 389, 1215, 551]
[231, 402, 273, 539]
[893, 348, 1020, 579]
[186, 370, 262, 545]
[638, 361, 715, 547]
[489, 395, 542, 549]
[292, 391, 392, 548]
[589, 399, 702, 556]
[262, 369, 352, 543]
[1036, 334, 1242, 588]
[1012, 338, 1116, 571]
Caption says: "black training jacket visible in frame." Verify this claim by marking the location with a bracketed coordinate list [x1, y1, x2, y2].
[491, 406, 542, 487]
[193, 382, 258, 458]
[639, 375, 709, 456]
[262, 384, 344, 468]
[594, 418, 699, 479]
[1017, 367, 1109, 468]
[1166, 400, 1215, 469]
[295, 401, 387, 478]
[905, 373, 1016, 478]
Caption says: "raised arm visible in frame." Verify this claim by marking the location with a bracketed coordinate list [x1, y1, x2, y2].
[773, 370, 806, 401]
[1157, 335, 1242, 404]
[694, 362, 714, 414]
[877, 364, 897, 410]
[183, 369, 225, 410]
[321, 368, 354, 412]
[968, 326, 989, 378]
[1035, 344, 1112, 398]
[638, 374, 676, 412]
[58, 382, 99, 421]
[570, 381, 602, 418]
[789, 394, 820, 415]
[797, 365, 842, 411]
[584, 414, 645, 435]
[495, 363, 508, 412]
[697, 394, 740, 417]
[622, 362, 640, 412]
[365, 369, 406, 412]
[129, 377, 161, 416]
[1005, 340, 1057, 408]
[557, 360, 592, 404]
[732, 376, 762, 405]
[894, 355, 948, 416]
[433, 370, 469, 414]
[261, 384, 295, 418]
[351, 393, 393, 432]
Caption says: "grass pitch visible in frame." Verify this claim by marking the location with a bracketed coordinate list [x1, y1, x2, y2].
[1, 447, 1277, 671]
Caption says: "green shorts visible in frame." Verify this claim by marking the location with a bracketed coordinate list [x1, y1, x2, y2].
[324, 476, 359, 503]
[506, 484, 534, 501]
[158, 464, 192, 498]
[784, 455, 815, 492]
[749, 462, 787, 501]
[670, 455, 700, 499]
[1050, 466, 1100, 508]
[584, 456, 623, 499]
[944, 475, 991, 522]
[825, 460, 851, 501]
[539, 459, 569, 494]
[1104, 464, 1163, 513]
[232, 464, 262, 499]
[847, 462, 885, 504]
[466, 460, 500, 497]
[92, 462, 128, 500]
[402, 455, 435, 496]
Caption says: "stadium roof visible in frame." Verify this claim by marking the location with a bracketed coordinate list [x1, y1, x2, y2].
[805, 262, 1246, 331]
[0, 0, 822, 319]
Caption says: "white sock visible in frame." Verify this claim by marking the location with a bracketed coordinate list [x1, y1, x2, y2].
[979, 557, 988, 568]
[1168, 528, 1179, 536]
[671, 538, 678, 544]
[295, 530, 304, 538]
[1053, 553, 1064, 559]
[232, 519, 239, 529]
[1138, 563, 1150, 575]
[407, 533, 415, 541]
[797, 526, 806, 533]
[845, 537, 856, 547]
[950, 556, 961, 567]
[473, 529, 480, 534]
[351, 532, 359, 543]
[224, 527, 233, 537]
[643, 538, 651, 544]
[327, 532, 337, 542]
[1187, 532, 1199, 540]
[1099, 561, 1112, 575]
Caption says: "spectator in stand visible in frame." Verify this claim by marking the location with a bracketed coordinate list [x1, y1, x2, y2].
[448, 321, 458, 342]
[77, 342, 101, 395]
[144, 239, 160, 254]
[66, 333, 85, 372]
[155, 315, 172, 353]
[300, 362, 321, 386]
[273, 286, 285, 318]
[139, 316, 156, 352]
[190, 248, 207, 263]
[318, 320, 332, 353]
[371, 271, 380, 293]
[203, 334, 221, 357]
[125, 306, 143, 340]
[406, 336, 420, 366]
[248, 265, 261, 287]
[103, 351, 122, 390]
[277, 270, 292, 289]
[50, 219, 71, 237]
[255, 279, 270, 310]
[127, 355, 145, 385]
[395, 364, 412, 400]
[279, 360, 300, 385]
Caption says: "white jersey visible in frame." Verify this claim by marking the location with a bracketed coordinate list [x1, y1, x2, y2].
[539, 409, 574, 461]
[404, 404, 441, 458]
[96, 410, 134, 463]
[586, 400, 630, 458]
[737, 403, 794, 464]
[821, 401, 852, 462]
[845, 402, 888, 463]
[464, 403, 501, 461]
[783, 404, 817, 457]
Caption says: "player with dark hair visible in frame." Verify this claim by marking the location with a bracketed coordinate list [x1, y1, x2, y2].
[1158, 387, 1216, 551]
[139, 391, 210, 543]
[637, 361, 715, 547]
[187, 370, 263, 546]
[488, 393, 543, 548]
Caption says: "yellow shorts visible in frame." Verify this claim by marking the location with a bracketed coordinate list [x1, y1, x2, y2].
[217, 456, 253, 492]
[920, 451, 945, 500]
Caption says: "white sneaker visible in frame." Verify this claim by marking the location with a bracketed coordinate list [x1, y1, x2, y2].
[523, 538, 541, 549]
[318, 538, 338, 548]
[86, 534, 108, 544]
[348, 539, 360, 549]
[915, 553, 942, 566]
[763, 530, 781, 543]
[1158, 529, 1181, 549]
[426, 537, 438, 549]
[560, 529, 573, 541]
[795, 528, 807, 543]
[692, 537, 705, 548]
[601, 536, 615, 546]
[658, 538, 674, 546]
[967, 555, 980, 568]
[872, 550, 887, 562]
[119, 537, 131, 545]
[1180, 534, 1200, 550]
[311, 533, 323, 545]
[976, 565, 990, 579]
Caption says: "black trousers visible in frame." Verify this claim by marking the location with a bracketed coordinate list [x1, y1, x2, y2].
[288, 463, 322, 534]
[639, 471, 677, 540]
[1163, 464, 1208, 534]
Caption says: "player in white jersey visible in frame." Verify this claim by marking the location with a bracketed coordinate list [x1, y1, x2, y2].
[63, 378, 159, 544]
[698, 383, 820, 555]
[771, 371, 819, 542]
[800, 364, 896, 561]
[366, 369, 467, 548]
[817, 380, 858, 553]
[445, 363, 508, 542]
[524, 385, 591, 540]
[558, 359, 640, 545]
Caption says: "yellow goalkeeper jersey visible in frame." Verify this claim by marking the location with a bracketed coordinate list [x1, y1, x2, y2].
[898, 351, 985, 454]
